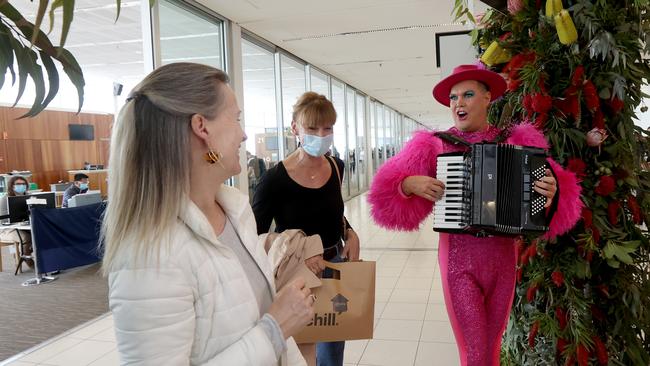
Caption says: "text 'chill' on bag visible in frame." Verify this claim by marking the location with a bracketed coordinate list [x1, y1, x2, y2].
[294, 260, 376, 343]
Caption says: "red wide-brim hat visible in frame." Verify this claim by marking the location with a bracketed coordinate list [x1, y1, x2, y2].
[432, 64, 507, 107]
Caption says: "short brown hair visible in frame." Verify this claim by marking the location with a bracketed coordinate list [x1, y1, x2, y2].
[292, 92, 337, 128]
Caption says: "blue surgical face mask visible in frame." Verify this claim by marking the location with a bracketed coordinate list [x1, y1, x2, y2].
[301, 133, 334, 157]
[79, 183, 89, 190]
[14, 184, 26, 194]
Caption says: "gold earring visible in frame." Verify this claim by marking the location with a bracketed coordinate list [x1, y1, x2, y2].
[204, 149, 221, 164]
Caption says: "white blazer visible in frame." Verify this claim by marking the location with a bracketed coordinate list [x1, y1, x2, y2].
[108, 185, 306, 365]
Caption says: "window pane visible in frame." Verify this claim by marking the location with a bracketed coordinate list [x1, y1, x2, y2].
[280, 55, 306, 157]
[0, 0, 146, 113]
[356, 93, 367, 190]
[309, 68, 329, 97]
[371, 102, 378, 174]
[242, 39, 277, 200]
[159, 0, 224, 69]
[346, 88, 359, 195]
[331, 79, 348, 197]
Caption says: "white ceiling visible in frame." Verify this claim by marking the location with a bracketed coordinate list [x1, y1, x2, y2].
[6, 0, 492, 127]
[199, 0, 489, 128]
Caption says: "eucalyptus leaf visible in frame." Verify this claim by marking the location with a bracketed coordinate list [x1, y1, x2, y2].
[19, 50, 46, 118]
[39, 51, 59, 110]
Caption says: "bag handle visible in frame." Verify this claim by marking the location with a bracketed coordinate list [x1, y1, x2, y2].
[326, 156, 348, 241]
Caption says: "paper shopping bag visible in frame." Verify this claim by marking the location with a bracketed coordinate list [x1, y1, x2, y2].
[294, 260, 376, 343]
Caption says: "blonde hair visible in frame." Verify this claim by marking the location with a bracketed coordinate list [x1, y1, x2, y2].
[292, 92, 337, 128]
[101, 62, 229, 275]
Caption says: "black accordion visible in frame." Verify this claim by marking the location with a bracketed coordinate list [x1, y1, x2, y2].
[433, 143, 550, 236]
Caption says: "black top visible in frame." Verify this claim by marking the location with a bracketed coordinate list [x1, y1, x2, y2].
[62, 185, 88, 208]
[252, 156, 349, 249]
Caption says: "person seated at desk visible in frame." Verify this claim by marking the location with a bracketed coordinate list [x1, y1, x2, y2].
[0, 176, 33, 268]
[62, 173, 89, 208]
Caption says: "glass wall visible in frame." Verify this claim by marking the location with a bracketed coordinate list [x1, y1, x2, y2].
[356, 93, 367, 190]
[309, 68, 330, 97]
[241, 38, 278, 200]
[159, 0, 224, 69]
[280, 55, 306, 157]
[331, 79, 348, 197]
[346, 88, 359, 196]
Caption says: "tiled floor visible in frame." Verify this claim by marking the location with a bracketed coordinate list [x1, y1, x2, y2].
[2, 193, 460, 366]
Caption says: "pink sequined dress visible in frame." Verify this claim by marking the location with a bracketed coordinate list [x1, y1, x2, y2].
[368, 124, 582, 366]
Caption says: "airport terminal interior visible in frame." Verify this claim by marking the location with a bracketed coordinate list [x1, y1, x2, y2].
[1, 0, 649, 365]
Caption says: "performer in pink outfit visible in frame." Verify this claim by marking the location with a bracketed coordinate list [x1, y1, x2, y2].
[368, 64, 582, 366]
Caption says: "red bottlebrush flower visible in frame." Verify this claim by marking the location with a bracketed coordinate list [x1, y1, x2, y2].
[556, 94, 581, 120]
[577, 343, 589, 366]
[527, 242, 537, 259]
[517, 267, 523, 283]
[591, 305, 605, 323]
[567, 157, 587, 178]
[535, 112, 549, 129]
[532, 93, 553, 113]
[556, 307, 568, 330]
[571, 65, 585, 87]
[528, 320, 540, 347]
[628, 195, 642, 224]
[536, 0, 541, 9]
[607, 97, 625, 114]
[586, 250, 594, 262]
[582, 207, 593, 228]
[607, 201, 621, 225]
[557, 337, 569, 354]
[508, 78, 522, 92]
[594, 175, 616, 196]
[552, 271, 565, 287]
[583, 80, 600, 112]
[522, 94, 534, 118]
[592, 226, 601, 244]
[520, 251, 530, 266]
[596, 284, 610, 298]
[527, 284, 539, 302]
[592, 336, 608, 365]
[499, 31, 513, 41]
[593, 109, 605, 129]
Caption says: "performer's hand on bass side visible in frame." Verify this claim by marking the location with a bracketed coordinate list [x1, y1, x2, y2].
[533, 169, 558, 208]
[401, 176, 445, 202]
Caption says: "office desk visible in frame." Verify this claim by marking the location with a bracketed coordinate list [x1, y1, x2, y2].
[0, 222, 57, 286]
[0, 222, 32, 274]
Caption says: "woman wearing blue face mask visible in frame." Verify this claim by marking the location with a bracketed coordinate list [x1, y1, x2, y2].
[62, 173, 89, 208]
[0, 176, 34, 269]
[252, 91, 361, 366]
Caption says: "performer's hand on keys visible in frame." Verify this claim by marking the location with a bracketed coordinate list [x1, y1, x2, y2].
[533, 169, 557, 208]
[401, 175, 445, 202]
[267, 278, 315, 338]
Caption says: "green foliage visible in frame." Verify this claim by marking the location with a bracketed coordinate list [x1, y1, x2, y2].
[0, 0, 84, 116]
[457, 0, 650, 364]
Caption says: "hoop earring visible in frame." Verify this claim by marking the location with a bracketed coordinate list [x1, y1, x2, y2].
[204, 149, 222, 164]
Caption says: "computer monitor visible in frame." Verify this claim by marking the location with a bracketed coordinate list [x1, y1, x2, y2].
[7, 192, 56, 223]
[68, 191, 102, 208]
[30, 192, 56, 208]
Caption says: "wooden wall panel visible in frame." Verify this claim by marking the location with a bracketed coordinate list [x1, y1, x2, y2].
[98, 141, 110, 167]
[0, 107, 113, 193]
[4, 140, 41, 172]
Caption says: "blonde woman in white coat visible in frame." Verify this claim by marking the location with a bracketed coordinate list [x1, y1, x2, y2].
[102, 62, 313, 365]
